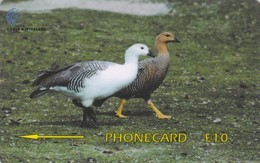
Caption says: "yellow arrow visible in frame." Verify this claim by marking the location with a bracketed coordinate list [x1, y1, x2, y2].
[19, 134, 84, 140]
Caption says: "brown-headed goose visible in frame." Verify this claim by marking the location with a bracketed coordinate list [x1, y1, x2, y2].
[95, 32, 179, 119]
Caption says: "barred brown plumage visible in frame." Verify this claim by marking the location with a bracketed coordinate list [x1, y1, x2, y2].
[113, 59, 162, 98]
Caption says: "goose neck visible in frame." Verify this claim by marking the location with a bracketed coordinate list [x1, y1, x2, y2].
[156, 42, 169, 56]
[124, 54, 139, 64]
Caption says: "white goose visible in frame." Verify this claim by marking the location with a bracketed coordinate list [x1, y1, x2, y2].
[30, 44, 153, 127]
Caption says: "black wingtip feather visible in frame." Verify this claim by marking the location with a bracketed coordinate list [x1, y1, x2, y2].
[32, 64, 74, 86]
[30, 88, 48, 98]
[31, 71, 54, 86]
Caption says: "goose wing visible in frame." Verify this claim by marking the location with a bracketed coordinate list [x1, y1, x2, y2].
[30, 61, 114, 98]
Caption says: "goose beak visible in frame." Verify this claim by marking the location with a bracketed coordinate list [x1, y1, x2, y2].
[173, 37, 180, 43]
[167, 37, 180, 43]
[147, 50, 155, 57]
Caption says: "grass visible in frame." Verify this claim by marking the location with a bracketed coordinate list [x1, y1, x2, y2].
[0, 0, 259, 162]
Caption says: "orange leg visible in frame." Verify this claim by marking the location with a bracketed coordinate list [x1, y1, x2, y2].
[115, 99, 128, 118]
[147, 100, 171, 119]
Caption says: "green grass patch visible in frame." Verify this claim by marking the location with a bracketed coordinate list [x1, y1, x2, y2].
[0, 0, 259, 162]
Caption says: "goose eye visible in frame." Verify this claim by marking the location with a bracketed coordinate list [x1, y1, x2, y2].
[141, 47, 144, 49]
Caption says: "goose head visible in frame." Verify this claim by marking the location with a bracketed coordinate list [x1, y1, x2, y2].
[125, 44, 154, 60]
[156, 32, 180, 44]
